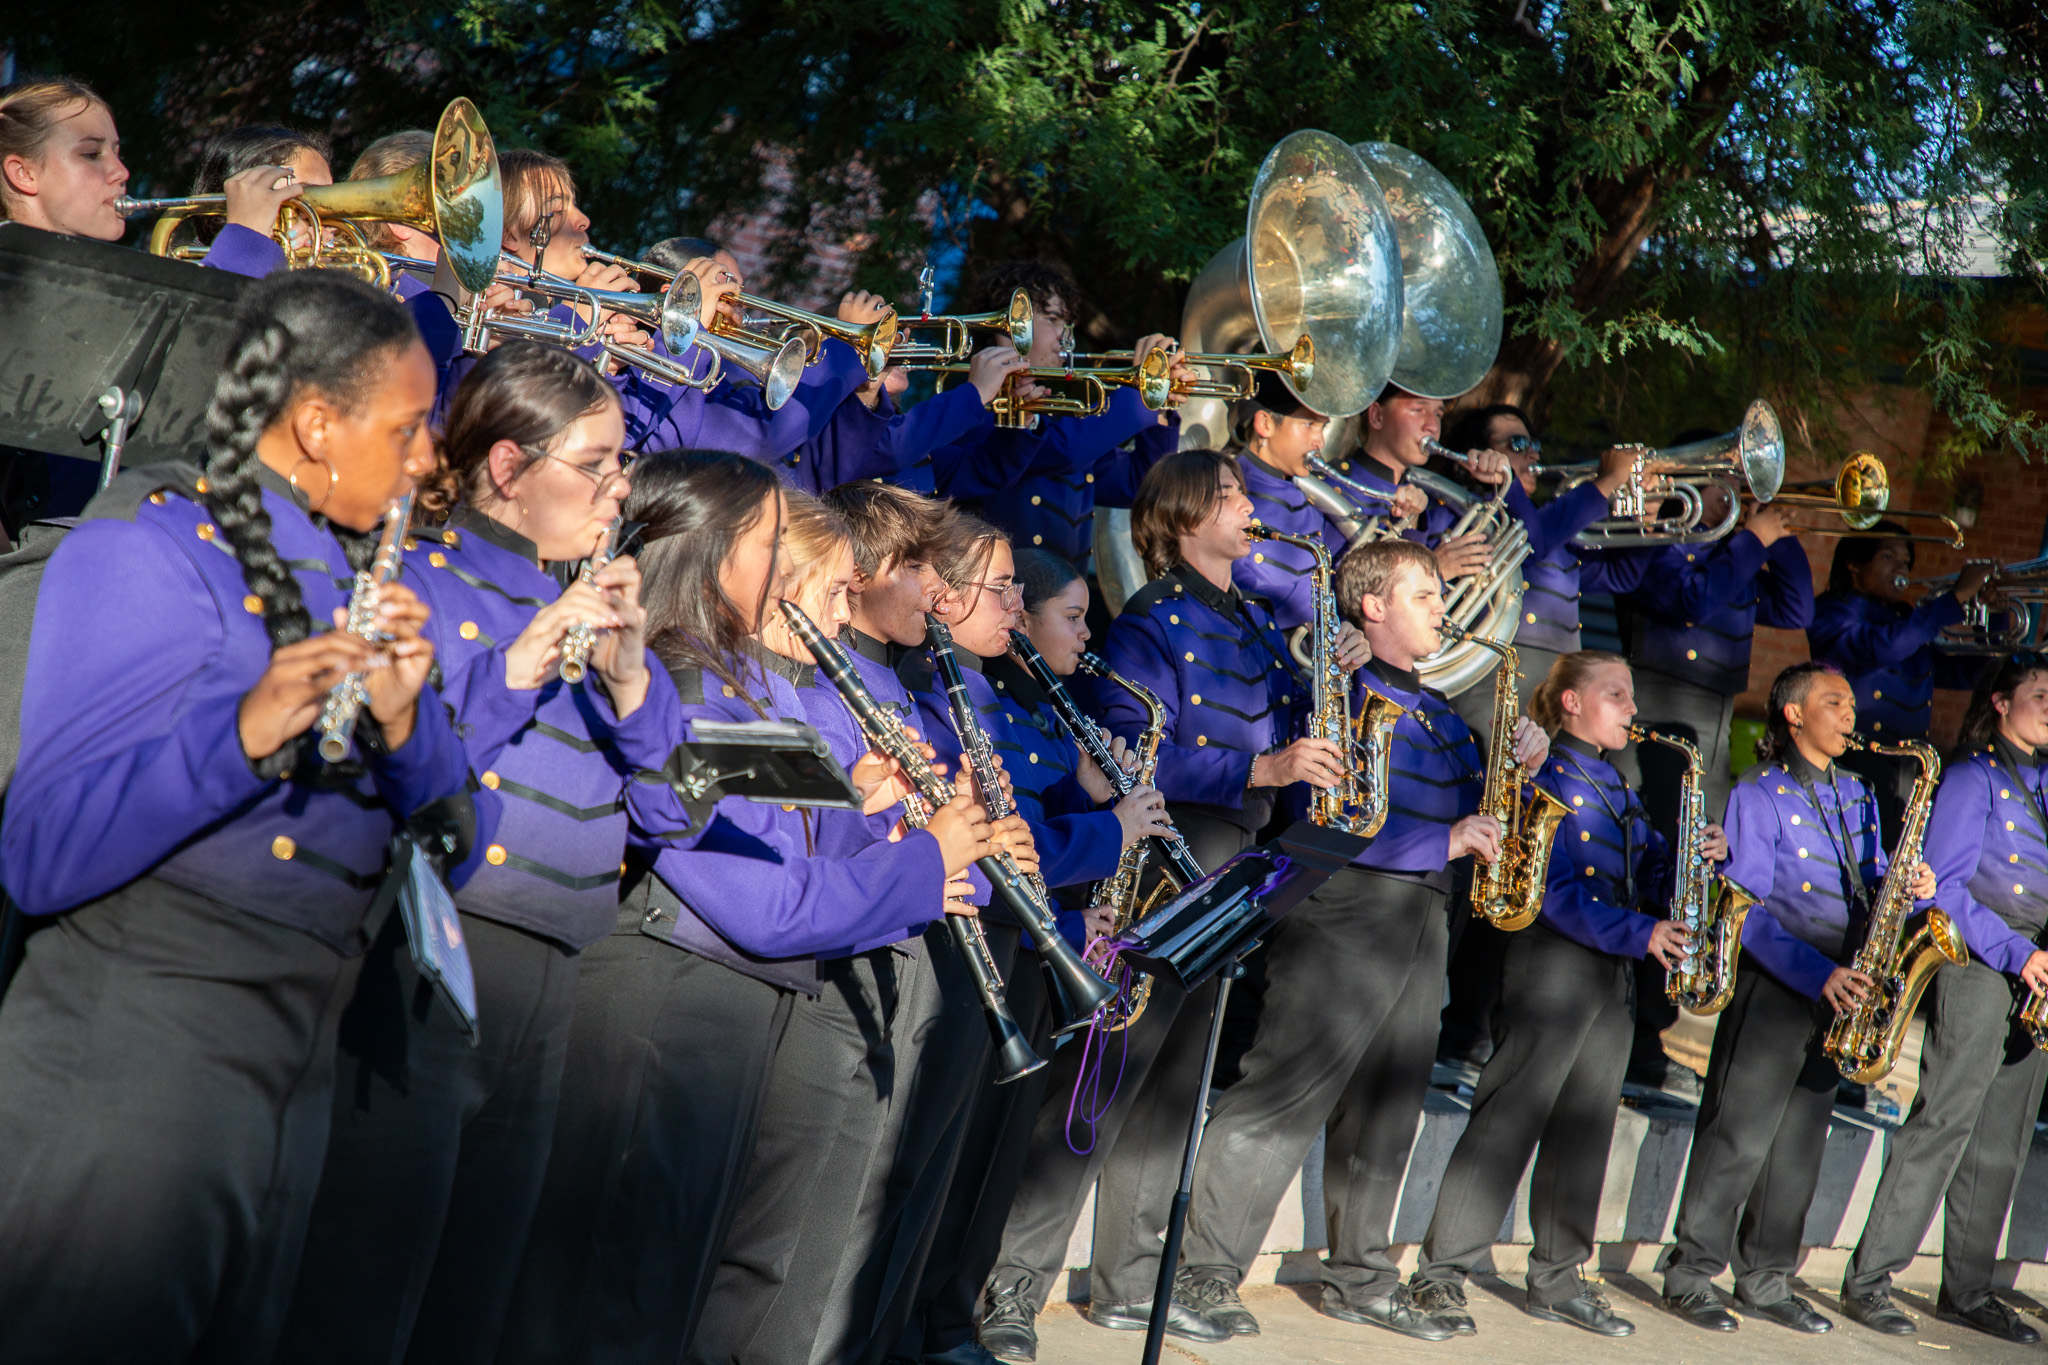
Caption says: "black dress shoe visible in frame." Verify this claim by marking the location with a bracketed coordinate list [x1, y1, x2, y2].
[1937, 1294, 2042, 1343]
[1321, 1285, 1456, 1341]
[978, 1275, 1039, 1362]
[1411, 1279, 1477, 1334]
[1528, 1283, 1636, 1336]
[1176, 1269, 1259, 1336]
[1664, 1290, 1739, 1331]
[923, 1344, 1002, 1365]
[1081, 1296, 1229, 1343]
[1840, 1290, 1916, 1336]
[1737, 1293, 1833, 1334]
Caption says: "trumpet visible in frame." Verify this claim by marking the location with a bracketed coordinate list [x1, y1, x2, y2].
[120, 97, 504, 296]
[890, 275, 1035, 365]
[1766, 452, 1966, 548]
[931, 366, 1111, 429]
[1081, 334, 1315, 407]
[1898, 558, 2042, 654]
[577, 244, 895, 377]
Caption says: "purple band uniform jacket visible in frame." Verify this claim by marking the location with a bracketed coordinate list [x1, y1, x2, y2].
[1720, 753, 1888, 999]
[1534, 734, 1674, 957]
[784, 384, 995, 495]
[1099, 564, 1300, 835]
[2, 473, 469, 948]
[1626, 531, 1814, 695]
[1807, 590, 1984, 740]
[1922, 744, 2048, 975]
[1349, 659, 1485, 883]
[404, 508, 683, 950]
[1234, 451, 1349, 632]
[982, 390, 1180, 564]
[982, 650, 1124, 919]
[631, 653, 948, 992]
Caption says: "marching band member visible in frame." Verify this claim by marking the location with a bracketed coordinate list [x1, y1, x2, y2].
[1409, 651, 1725, 1338]
[499, 451, 989, 1365]
[978, 450, 1337, 1356]
[908, 547, 1171, 1365]
[0, 77, 130, 533]
[1620, 487, 1810, 1093]
[0, 270, 467, 1362]
[190, 125, 332, 276]
[964, 261, 1185, 567]
[1659, 661, 1932, 1334]
[692, 491, 970, 1365]
[274, 342, 676, 1364]
[1178, 538, 1544, 1342]
[1808, 524, 1996, 835]
[1840, 654, 2048, 1343]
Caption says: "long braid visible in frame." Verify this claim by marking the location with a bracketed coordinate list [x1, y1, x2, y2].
[203, 319, 313, 648]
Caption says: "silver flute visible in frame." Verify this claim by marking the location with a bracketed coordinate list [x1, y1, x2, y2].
[317, 491, 416, 762]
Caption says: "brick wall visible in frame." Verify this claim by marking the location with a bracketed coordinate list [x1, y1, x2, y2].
[1738, 379, 2048, 746]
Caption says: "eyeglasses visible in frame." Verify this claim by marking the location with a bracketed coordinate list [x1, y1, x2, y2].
[530, 447, 635, 501]
[966, 578, 1024, 609]
[1505, 434, 1541, 455]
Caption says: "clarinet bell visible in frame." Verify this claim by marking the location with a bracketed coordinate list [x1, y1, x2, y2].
[990, 1011, 1048, 1084]
[1040, 942, 1120, 1037]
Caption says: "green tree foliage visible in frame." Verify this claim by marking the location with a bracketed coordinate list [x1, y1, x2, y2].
[7, 0, 2045, 465]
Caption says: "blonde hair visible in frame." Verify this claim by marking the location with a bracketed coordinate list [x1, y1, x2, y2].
[1529, 650, 1630, 734]
[782, 490, 853, 602]
[0, 78, 106, 220]
[498, 148, 575, 246]
[348, 130, 433, 250]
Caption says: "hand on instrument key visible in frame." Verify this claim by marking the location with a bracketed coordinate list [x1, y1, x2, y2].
[1449, 813, 1502, 863]
[1823, 966, 1874, 1014]
[1646, 921, 1692, 970]
[1252, 737, 1346, 791]
[1334, 622, 1370, 672]
[1433, 531, 1490, 581]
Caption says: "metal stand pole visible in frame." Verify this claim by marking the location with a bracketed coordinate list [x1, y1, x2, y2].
[1138, 960, 1240, 1365]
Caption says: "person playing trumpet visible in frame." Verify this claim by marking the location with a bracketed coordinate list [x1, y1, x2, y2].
[1409, 652, 1724, 1338]
[1839, 654, 2048, 1343]
[1660, 662, 1935, 1335]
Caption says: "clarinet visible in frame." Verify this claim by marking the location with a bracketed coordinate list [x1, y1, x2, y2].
[926, 617, 1118, 1033]
[317, 491, 416, 763]
[1006, 632, 1204, 889]
[558, 518, 623, 685]
[777, 601, 1044, 1083]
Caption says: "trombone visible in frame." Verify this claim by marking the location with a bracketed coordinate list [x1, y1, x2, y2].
[118, 97, 504, 296]
[580, 244, 896, 378]
[1766, 452, 1966, 548]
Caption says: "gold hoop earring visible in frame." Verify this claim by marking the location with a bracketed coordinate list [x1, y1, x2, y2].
[288, 454, 337, 512]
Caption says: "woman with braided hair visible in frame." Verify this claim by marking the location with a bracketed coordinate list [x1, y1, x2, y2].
[0, 269, 469, 1364]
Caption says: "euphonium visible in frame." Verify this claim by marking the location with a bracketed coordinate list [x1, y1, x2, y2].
[1824, 737, 1968, 1083]
[1444, 622, 1568, 930]
[1245, 526, 1403, 835]
[1635, 723, 1759, 1014]
[317, 492, 415, 763]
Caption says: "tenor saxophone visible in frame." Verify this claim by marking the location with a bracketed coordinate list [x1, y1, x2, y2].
[1245, 525, 1404, 834]
[1444, 622, 1569, 930]
[1824, 736, 1970, 1083]
[1634, 723, 1759, 1014]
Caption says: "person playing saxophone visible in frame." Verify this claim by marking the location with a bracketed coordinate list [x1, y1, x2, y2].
[1408, 652, 1725, 1337]
[1840, 654, 2048, 1343]
[1175, 538, 1546, 1342]
[1661, 662, 1935, 1335]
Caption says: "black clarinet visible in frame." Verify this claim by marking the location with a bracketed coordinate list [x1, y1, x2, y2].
[778, 602, 1044, 1083]
[926, 617, 1118, 1034]
[1006, 631, 1205, 889]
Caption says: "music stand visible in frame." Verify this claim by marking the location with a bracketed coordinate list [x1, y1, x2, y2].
[1111, 820, 1368, 1365]
[639, 721, 864, 827]
[0, 224, 252, 484]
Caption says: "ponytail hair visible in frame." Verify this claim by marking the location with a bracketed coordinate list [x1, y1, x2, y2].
[1528, 650, 1629, 734]
[1755, 661, 1844, 764]
[201, 271, 421, 650]
[1954, 653, 2048, 759]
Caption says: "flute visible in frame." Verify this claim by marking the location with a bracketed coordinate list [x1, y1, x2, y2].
[558, 518, 623, 685]
[777, 601, 1044, 1083]
[317, 491, 416, 763]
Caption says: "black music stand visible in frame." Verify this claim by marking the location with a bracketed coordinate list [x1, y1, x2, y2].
[1110, 820, 1368, 1365]
[0, 223, 252, 481]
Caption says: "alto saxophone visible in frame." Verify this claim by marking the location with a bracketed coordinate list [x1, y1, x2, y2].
[1824, 736, 1970, 1083]
[1074, 653, 1171, 1031]
[1634, 723, 1759, 1014]
[1245, 525, 1404, 835]
[2024, 978, 2048, 1051]
[1443, 622, 1569, 930]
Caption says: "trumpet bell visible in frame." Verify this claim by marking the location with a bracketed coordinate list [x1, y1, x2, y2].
[1733, 398, 1786, 504]
[1353, 142, 1502, 401]
[1835, 451, 1889, 529]
[701, 327, 808, 410]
